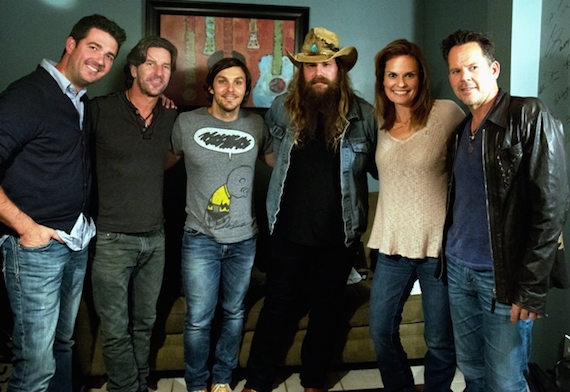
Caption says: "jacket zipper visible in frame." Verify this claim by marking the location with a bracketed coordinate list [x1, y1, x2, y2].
[438, 132, 460, 281]
[481, 127, 498, 314]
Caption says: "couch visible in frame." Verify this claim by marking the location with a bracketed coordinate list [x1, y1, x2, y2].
[73, 162, 427, 381]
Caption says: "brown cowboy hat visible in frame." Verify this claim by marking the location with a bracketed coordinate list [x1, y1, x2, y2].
[286, 27, 358, 70]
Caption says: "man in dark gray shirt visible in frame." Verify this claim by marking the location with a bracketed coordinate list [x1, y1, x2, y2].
[90, 35, 178, 392]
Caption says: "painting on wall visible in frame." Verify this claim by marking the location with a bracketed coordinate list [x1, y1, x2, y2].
[146, 1, 309, 110]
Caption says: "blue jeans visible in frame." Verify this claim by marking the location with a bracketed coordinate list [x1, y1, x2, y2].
[91, 230, 165, 392]
[369, 253, 455, 392]
[245, 236, 355, 392]
[447, 257, 532, 392]
[181, 227, 256, 390]
[1, 235, 87, 392]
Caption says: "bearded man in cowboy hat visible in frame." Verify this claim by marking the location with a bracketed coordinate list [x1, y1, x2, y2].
[242, 27, 377, 392]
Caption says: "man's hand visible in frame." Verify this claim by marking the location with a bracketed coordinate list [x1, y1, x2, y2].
[510, 303, 541, 323]
[18, 223, 63, 248]
[159, 94, 177, 109]
[0, 186, 63, 247]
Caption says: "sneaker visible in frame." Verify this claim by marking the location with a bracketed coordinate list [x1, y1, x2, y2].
[211, 384, 232, 392]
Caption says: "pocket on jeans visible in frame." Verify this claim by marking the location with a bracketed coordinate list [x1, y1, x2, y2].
[19, 238, 55, 252]
[183, 226, 201, 236]
[96, 232, 121, 243]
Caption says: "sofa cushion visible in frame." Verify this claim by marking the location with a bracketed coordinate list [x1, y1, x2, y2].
[243, 280, 423, 332]
[239, 306, 426, 367]
[164, 297, 186, 335]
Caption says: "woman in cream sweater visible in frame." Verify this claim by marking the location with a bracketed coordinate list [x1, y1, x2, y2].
[368, 39, 464, 392]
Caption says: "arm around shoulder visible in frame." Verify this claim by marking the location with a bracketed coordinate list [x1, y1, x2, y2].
[261, 152, 275, 168]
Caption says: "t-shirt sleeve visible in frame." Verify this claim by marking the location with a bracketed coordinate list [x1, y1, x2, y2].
[260, 120, 273, 156]
[171, 115, 184, 155]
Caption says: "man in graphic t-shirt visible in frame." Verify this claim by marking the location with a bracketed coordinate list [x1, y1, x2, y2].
[170, 57, 274, 392]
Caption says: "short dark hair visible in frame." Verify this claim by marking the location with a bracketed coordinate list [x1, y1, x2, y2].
[123, 35, 178, 88]
[440, 30, 496, 65]
[64, 14, 126, 57]
[204, 57, 252, 105]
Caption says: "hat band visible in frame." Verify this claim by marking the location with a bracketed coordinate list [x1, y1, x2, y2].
[309, 48, 339, 57]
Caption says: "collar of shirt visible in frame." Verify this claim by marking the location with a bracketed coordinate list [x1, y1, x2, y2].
[40, 59, 87, 129]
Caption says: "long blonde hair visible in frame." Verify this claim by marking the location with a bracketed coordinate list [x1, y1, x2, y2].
[284, 61, 355, 148]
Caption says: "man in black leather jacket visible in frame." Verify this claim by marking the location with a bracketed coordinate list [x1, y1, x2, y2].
[439, 30, 569, 392]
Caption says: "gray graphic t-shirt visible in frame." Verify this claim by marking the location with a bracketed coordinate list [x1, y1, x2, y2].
[171, 107, 272, 244]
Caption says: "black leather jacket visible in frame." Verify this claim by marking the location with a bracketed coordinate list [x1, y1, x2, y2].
[440, 89, 569, 315]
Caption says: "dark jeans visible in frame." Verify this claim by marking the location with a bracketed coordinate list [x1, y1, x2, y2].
[369, 253, 455, 392]
[245, 236, 355, 391]
[91, 230, 165, 392]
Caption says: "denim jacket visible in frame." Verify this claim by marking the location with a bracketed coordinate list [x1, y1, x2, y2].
[265, 94, 378, 247]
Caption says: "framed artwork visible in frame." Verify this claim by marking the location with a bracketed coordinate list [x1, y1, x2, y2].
[146, 0, 310, 110]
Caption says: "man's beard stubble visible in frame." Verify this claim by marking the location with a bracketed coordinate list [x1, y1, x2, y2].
[137, 75, 167, 98]
[298, 76, 342, 146]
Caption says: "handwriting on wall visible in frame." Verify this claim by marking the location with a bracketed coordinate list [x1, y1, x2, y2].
[540, 0, 570, 132]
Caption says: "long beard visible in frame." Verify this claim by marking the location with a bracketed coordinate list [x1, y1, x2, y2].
[299, 77, 341, 145]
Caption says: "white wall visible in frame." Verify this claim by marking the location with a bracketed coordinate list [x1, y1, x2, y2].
[510, 0, 541, 96]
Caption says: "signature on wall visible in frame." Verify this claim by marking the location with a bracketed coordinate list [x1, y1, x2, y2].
[540, 0, 570, 134]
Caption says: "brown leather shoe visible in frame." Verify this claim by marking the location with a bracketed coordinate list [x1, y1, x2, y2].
[241, 389, 259, 392]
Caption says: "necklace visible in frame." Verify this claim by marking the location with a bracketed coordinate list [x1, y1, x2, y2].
[468, 127, 479, 153]
[137, 110, 154, 129]
[125, 90, 154, 127]
[125, 90, 154, 138]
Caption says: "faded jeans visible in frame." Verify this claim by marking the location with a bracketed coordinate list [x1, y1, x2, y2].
[181, 227, 256, 391]
[447, 257, 531, 392]
[2, 236, 87, 392]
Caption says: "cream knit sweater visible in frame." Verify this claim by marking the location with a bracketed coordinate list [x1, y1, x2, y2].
[367, 99, 465, 259]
